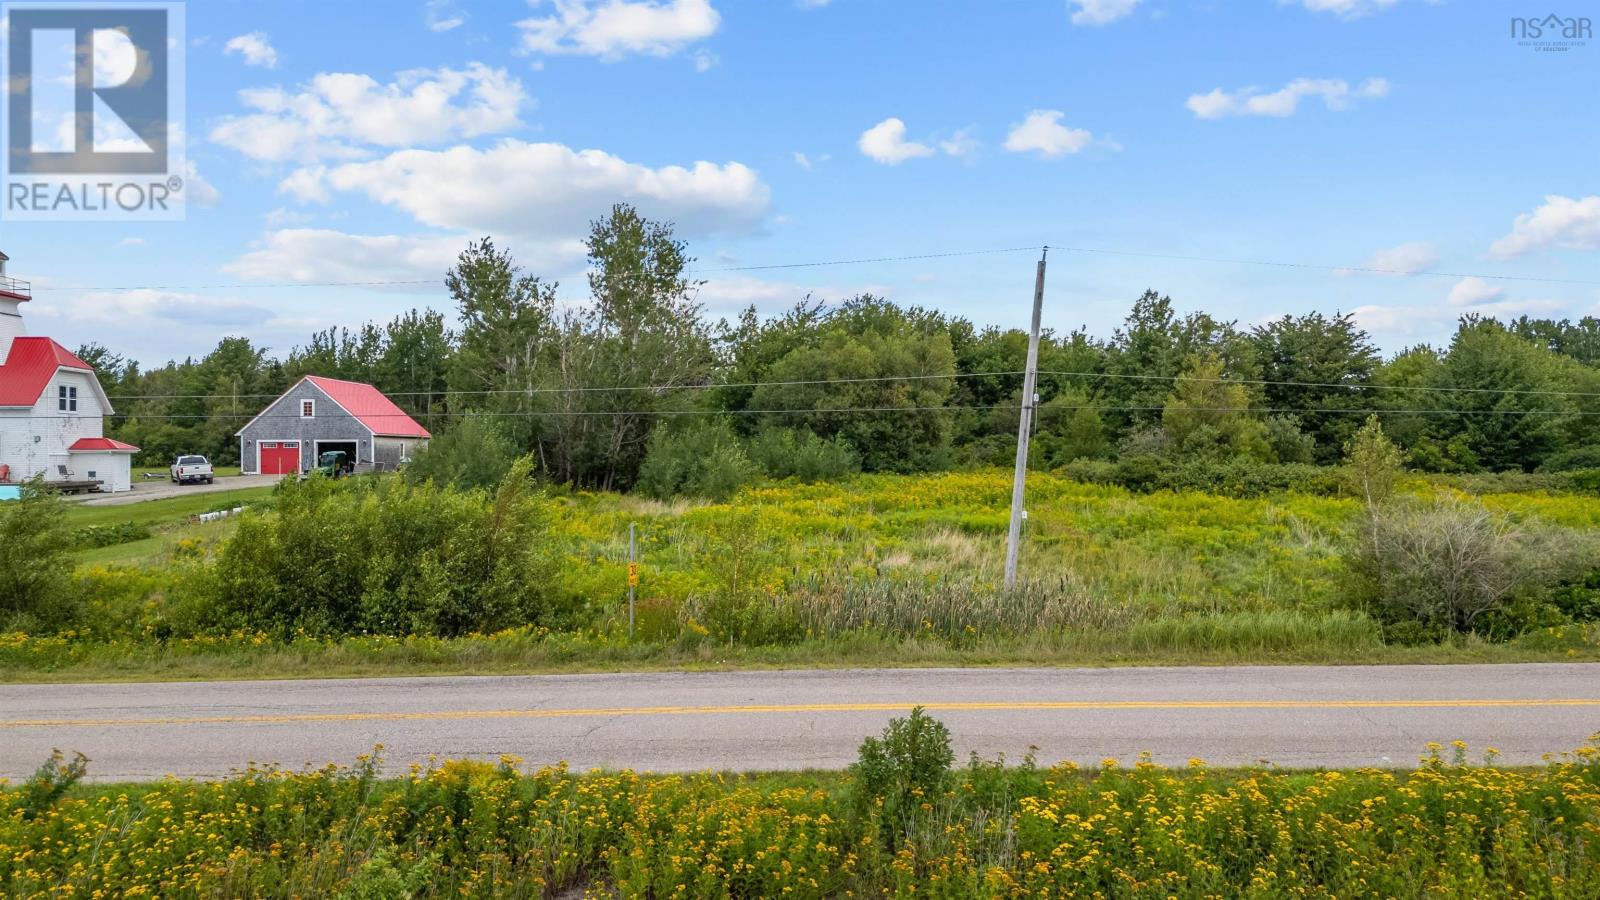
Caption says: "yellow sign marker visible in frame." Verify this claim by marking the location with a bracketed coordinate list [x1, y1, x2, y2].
[627, 563, 640, 586]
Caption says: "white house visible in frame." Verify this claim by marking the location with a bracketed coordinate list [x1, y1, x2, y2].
[0, 251, 138, 492]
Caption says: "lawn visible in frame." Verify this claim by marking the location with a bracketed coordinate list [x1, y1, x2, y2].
[64, 485, 275, 532]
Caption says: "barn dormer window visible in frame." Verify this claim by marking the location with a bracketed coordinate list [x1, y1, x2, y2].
[301, 399, 315, 418]
[58, 385, 77, 412]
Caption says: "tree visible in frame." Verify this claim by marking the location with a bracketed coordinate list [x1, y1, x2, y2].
[0, 482, 76, 631]
[1160, 351, 1270, 460]
[1343, 414, 1402, 508]
[1250, 312, 1379, 461]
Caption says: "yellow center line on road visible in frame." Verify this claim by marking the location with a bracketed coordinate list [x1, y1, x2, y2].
[4, 698, 1600, 728]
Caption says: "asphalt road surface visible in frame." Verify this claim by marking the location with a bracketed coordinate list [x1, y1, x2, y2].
[5, 664, 1599, 781]
[71, 474, 282, 506]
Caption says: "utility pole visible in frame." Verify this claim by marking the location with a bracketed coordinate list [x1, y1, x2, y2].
[1004, 247, 1048, 590]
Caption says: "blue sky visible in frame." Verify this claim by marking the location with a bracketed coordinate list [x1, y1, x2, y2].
[1, 0, 1596, 364]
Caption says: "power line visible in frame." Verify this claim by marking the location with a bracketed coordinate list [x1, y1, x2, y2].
[25, 241, 1600, 292]
[1038, 370, 1600, 400]
[41, 403, 1600, 423]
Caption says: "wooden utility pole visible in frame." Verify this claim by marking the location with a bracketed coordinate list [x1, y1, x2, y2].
[1004, 248, 1048, 590]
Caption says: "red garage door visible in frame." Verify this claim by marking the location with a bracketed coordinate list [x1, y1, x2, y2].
[260, 441, 300, 475]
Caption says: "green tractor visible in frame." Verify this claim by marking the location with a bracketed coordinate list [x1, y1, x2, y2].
[313, 450, 354, 479]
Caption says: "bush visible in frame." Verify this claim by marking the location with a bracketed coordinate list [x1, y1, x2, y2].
[210, 459, 566, 637]
[0, 482, 77, 632]
[1347, 497, 1596, 635]
[746, 427, 859, 482]
[73, 521, 152, 550]
[849, 707, 954, 849]
[636, 418, 759, 500]
[403, 416, 518, 490]
[1068, 454, 1342, 497]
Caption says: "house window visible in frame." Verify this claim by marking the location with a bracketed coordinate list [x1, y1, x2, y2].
[57, 386, 77, 412]
[301, 400, 315, 418]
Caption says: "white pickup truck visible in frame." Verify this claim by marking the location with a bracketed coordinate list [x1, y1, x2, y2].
[171, 455, 215, 485]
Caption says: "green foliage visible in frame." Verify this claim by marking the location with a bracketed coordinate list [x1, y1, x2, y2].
[402, 415, 518, 491]
[1252, 312, 1380, 461]
[211, 459, 565, 637]
[72, 521, 152, 550]
[849, 707, 955, 848]
[1348, 497, 1596, 634]
[1264, 414, 1316, 464]
[746, 427, 860, 482]
[1062, 454, 1342, 497]
[1343, 414, 1402, 507]
[14, 751, 88, 822]
[636, 418, 759, 500]
[1033, 389, 1107, 465]
[0, 483, 76, 631]
[1161, 351, 1270, 460]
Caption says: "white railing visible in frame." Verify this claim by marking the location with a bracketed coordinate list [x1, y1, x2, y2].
[0, 274, 29, 297]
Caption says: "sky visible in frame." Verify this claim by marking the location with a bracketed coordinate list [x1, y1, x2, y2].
[0, 0, 1596, 365]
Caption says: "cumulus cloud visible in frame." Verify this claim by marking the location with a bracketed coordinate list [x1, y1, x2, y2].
[858, 117, 935, 165]
[1067, 0, 1142, 26]
[1186, 77, 1389, 119]
[938, 127, 980, 160]
[1357, 241, 1438, 276]
[46, 289, 275, 328]
[209, 63, 527, 163]
[224, 32, 278, 68]
[1447, 277, 1505, 307]
[1489, 195, 1600, 260]
[518, 0, 720, 59]
[280, 140, 770, 239]
[1003, 110, 1099, 158]
[222, 229, 524, 286]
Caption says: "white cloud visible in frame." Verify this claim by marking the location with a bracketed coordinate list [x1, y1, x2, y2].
[792, 151, 830, 170]
[1447, 277, 1505, 307]
[693, 50, 717, 72]
[1296, 0, 1406, 20]
[1068, 0, 1142, 26]
[795, 0, 831, 8]
[223, 229, 547, 286]
[1489, 195, 1600, 260]
[518, 0, 720, 59]
[857, 117, 934, 165]
[178, 160, 221, 208]
[425, 0, 467, 31]
[279, 139, 771, 239]
[1186, 77, 1388, 119]
[119, 237, 146, 246]
[1360, 241, 1438, 276]
[1003, 110, 1097, 158]
[210, 63, 527, 163]
[938, 127, 980, 160]
[46, 289, 275, 328]
[224, 32, 278, 68]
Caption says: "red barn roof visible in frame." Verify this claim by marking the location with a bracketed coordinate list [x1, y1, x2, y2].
[0, 337, 95, 407]
[69, 437, 140, 452]
[305, 375, 431, 438]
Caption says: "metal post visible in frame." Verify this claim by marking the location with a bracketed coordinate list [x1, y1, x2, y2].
[627, 522, 637, 639]
[1004, 248, 1048, 590]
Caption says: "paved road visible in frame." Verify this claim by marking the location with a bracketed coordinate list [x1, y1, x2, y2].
[4, 664, 1599, 781]
[71, 474, 281, 506]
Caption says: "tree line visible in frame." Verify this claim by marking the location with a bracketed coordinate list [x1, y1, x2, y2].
[82, 204, 1600, 484]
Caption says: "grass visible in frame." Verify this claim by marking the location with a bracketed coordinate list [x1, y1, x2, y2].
[63, 486, 273, 531]
[133, 464, 243, 478]
[5, 736, 1600, 896]
[11, 469, 1600, 683]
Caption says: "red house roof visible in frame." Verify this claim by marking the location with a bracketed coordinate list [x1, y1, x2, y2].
[305, 376, 432, 438]
[0, 337, 95, 407]
[69, 437, 140, 452]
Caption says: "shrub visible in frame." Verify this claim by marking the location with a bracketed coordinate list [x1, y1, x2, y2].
[1539, 445, 1600, 472]
[849, 707, 954, 849]
[636, 418, 758, 500]
[1072, 455, 1342, 497]
[0, 482, 77, 632]
[402, 415, 518, 490]
[1265, 414, 1316, 464]
[1347, 497, 1596, 634]
[746, 427, 860, 482]
[1343, 414, 1402, 507]
[210, 459, 566, 637]
[73, 521, 152, 550]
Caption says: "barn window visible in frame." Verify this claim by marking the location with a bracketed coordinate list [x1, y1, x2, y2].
[301, 400, 315, 418]
[57, 386, 77, 412]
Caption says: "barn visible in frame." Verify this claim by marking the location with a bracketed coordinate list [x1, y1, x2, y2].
[236, 376, 430, 476]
